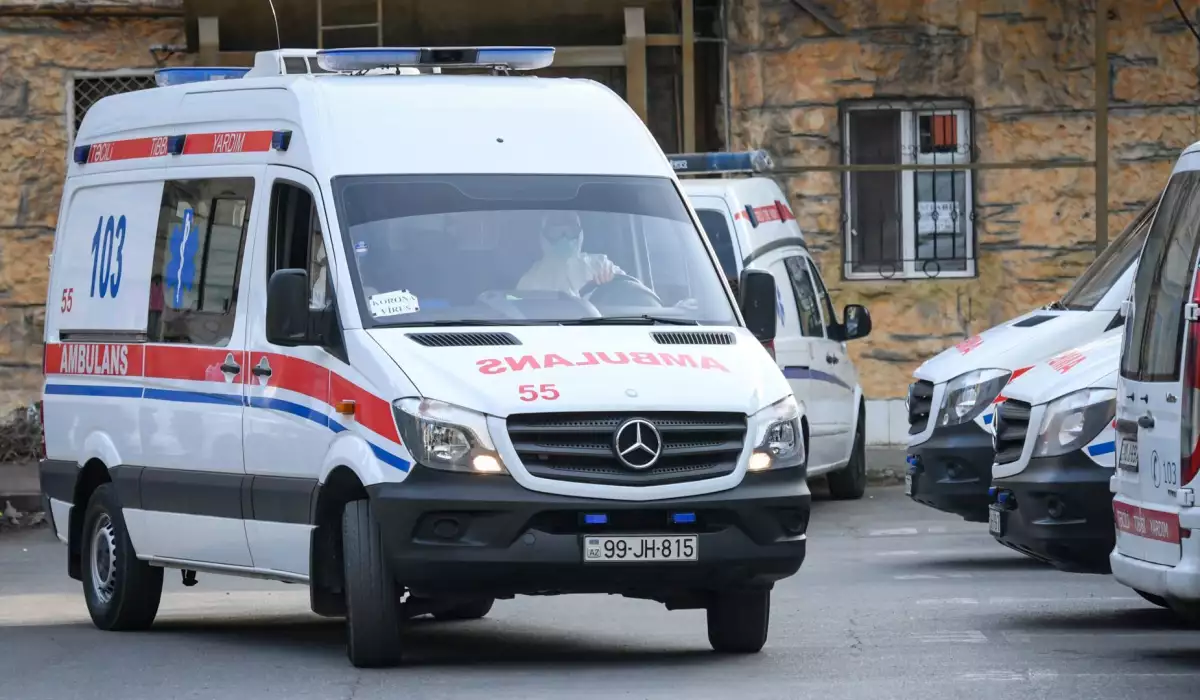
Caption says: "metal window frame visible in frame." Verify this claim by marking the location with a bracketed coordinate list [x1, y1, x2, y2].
[839, 99, 977, 282]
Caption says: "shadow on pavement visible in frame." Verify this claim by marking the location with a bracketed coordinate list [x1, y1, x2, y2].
[76, 614, 722, 668]
[890, 554, 1051, 573]
[1000, 606, 1193, 633]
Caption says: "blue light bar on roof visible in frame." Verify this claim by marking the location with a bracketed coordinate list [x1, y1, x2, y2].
[155, 67, 250, 87]
[668, 150, 774, 175]
[315, 46, 555, 73]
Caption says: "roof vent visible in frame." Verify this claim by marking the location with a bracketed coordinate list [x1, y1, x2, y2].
[651, 331, 736, 345]
[406, 332, 521, 348]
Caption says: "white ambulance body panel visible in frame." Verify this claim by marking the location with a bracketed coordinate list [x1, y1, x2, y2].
[992, 329, 1121, 480]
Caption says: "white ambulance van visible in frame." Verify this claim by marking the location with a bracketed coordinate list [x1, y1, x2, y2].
[674, 152, 872, 500]
[1112, 149, 1200, 623]
[906, 201, 1155, 522]
[987, 328, 1120, 573]
[37, 47, 812, 667]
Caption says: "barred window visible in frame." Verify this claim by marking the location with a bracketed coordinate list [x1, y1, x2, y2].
[70, 73, 157, 137]
[842, 101, 975, 280]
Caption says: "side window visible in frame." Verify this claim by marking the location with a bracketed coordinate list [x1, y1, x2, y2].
[269, 181, 329, 310]
[695, 208, 739, 281]
[806, 257, 840, 331]
[784, 256, 824, 338]
[1125, 170, 1200, 381]
[147, 178, 254, 346]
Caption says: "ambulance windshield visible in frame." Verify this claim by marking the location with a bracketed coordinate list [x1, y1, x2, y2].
[332, 174, 737, 327]
[1059, 203, 1153, 311]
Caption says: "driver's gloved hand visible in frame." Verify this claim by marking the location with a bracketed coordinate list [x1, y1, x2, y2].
[590, 257, 617, 285]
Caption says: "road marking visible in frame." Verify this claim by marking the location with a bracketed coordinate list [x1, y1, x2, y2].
[916, 597, 980, 605]
[893, 574, 941, 580]
[914, 630, 988, 644]
[868, 527, 920, 537]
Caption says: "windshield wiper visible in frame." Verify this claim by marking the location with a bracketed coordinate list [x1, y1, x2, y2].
[559, 315, 700, 326]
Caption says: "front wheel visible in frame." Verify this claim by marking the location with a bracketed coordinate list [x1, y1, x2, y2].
[81, 484, 163, 631]
[827, 412, 867, 500]
[707, 589, 770, 653]
[342, 499, 405, 668]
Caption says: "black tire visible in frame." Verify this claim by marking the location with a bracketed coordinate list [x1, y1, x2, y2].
[1136, 589, 1170, 609]
[707, 589, 770, 653]
[827, 410, 867, 501]
[80, 483, 163, 631]
[433, 598, 495, 621]
[342, 499, 404, 668]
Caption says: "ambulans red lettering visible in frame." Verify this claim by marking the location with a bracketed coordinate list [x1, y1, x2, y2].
[149, 136, 169, 157]
[475, 351, 729, 374]
[659, 353, 697, 368]
[213, 132, 247, 154]
[58, 344, 129, 376]
[506, 355, 541, 372]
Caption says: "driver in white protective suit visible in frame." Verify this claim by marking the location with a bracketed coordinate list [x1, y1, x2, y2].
[517, 210, 621, 295]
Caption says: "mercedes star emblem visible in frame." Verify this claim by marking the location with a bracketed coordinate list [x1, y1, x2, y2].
[613, 418, 662, 470]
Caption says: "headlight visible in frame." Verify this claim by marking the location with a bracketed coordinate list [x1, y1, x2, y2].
[1032, 388, 1115, 458]
[747, 395, 806, 471]
[939, 369, 1010, 427]
[393, 398, 507, 474]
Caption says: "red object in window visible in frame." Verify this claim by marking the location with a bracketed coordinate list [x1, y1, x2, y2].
[761, 339, 775, 360]
[1183, 266, 1200, 487]
[932, 115, 958, 149]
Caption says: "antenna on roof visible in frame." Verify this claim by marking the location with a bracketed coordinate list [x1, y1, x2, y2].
[265, 0, 282, 51]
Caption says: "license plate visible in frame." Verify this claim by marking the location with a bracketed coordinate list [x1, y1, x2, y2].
[583, 535, 698, 562]
[905, 473, 913, 495]
[988, 505, 1004, 536]
[1118, 438, 1139, 471]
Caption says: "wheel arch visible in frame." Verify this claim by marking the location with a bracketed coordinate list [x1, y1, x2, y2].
[67, 458, 111, 581]
[308, 464, 368, 617]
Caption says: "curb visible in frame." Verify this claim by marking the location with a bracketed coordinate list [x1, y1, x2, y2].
[865, 447, 907, 485]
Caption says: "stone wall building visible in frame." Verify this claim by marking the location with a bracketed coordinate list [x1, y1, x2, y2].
[726, 0, 1200, 441]
[0, 0, 1196, 446]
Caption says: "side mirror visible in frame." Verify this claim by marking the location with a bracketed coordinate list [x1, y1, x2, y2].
[738, 269, 777, 342]
[266, 268, 311, 346]
[843, 303, 872, 340]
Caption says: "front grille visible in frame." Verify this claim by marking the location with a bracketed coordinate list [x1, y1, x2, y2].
[993, 399, 1032, 465]
[506, 411, 747, 486]
[908, 380, 935, 435]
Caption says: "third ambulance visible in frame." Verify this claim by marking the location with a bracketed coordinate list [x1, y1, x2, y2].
[37, 47, 810, 667]
[1112, 149, 1200, 622]
[906, 201, 1154, 522]
[675, 152, 873, 500]
[988, 328, 1120, 573]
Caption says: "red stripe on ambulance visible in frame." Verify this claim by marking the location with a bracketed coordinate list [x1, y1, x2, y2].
[1113, 500, 1181, 544]
[182, 131, 274, 155]
[86, 137, 172, 164]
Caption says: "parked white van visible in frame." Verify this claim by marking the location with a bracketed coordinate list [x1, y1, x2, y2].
[676, 152, 872, 500]
[906, 202, 1154, 522]
[1112, 154, 1200, 622]
[36, 47, 813, 667]
[988, 328, 1120, 573]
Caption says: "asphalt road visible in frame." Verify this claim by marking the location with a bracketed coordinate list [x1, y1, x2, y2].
[2, 482, 1198, 700]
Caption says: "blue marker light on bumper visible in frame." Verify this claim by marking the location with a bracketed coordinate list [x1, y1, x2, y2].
[583, 513, 607, 525]
[671, 512, 697, 524]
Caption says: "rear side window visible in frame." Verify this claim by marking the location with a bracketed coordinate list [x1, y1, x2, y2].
[1122, 170, 1200, 381]
[147, 178, 254, 346]
[695, 208, 739, 281]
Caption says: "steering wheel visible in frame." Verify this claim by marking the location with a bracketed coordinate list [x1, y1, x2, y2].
[579, 273, 664, 307]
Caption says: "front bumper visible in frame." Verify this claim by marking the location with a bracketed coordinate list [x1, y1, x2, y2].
[989, 451, 1114, 574]
[367, 467, 809, 603]
[906, 421, 995, 522]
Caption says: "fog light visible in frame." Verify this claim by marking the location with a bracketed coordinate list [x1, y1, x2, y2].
[472, 455, 503, 473]
[748, 452, 772, 472]
[1047, 497, 1065, 520]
